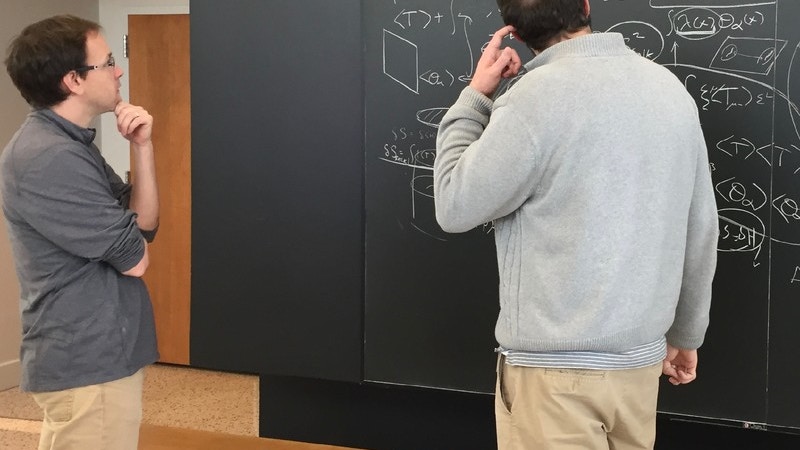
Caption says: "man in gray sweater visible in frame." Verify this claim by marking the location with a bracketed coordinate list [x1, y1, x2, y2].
[433, 0, 718, 448]
[1, 15, 159, 450]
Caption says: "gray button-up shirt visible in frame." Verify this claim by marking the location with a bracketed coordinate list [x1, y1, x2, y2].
[0, 109, 158, 392]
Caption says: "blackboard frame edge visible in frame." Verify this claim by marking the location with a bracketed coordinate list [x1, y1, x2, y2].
[659, 412, 800, 436]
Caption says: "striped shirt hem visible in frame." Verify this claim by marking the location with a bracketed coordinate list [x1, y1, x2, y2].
[499, 337, 667, 370]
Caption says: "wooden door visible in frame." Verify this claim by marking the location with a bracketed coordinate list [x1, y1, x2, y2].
[128, 14, 191, 365]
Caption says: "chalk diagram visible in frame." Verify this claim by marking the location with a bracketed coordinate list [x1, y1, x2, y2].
[605, 1, 800, 283]
[373, 0, 800, 276]
[376, 2, 522, 240]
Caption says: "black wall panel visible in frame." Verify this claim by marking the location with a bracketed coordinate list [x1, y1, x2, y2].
[190, 0, 363, 382]
[190, 0, 800, 435]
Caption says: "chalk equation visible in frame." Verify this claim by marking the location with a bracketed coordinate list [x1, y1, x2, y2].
[648, 0, 776, 7]
[382, 6, 503, 94]
[369, 0, 521, 239]
[598, 1, 800, 284]
[368, 0, 800, 284]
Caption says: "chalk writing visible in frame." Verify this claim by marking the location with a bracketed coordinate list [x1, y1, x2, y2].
[368, 0, 800, 284]
[715, 177, 768, 212]
[791, 266, 800, 283]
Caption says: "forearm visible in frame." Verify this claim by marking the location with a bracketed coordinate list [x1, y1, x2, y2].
[667, 219, 717, 349]
[667, 139, 719, 349]
[129, 141, 159, 231]
[434, 88, 493, 232]
[122, 238, 150, 277]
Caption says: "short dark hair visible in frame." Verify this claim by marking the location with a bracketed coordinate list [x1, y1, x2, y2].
[497, 0, 591, 52]
[5, 15, 101, 109]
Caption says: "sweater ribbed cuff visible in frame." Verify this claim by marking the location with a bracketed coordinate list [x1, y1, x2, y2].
[459, 86, 494, 116]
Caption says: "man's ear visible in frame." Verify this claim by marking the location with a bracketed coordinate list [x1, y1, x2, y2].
[584, 0, 590, 16]
[61, 70, 83, 96]
[511, 30, 522, 42]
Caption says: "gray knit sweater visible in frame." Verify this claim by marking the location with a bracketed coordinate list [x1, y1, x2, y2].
[434, 32, 718, 353]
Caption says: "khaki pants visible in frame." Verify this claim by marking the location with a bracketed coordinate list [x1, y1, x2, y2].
[495, 356, 662, 450]
[31, 368, 145, 450]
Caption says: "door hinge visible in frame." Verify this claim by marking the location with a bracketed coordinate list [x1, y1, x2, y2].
[123, 34, 129, 58]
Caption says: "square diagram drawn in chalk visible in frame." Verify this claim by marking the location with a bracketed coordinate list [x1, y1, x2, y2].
[383, 29, 420, 94]
[710, 37, 787, 76]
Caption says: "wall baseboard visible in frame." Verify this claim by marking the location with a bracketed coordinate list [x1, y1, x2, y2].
[0, 359, 21, 390]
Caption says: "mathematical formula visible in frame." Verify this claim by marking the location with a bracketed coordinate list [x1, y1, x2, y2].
[367, 0, 800, 285]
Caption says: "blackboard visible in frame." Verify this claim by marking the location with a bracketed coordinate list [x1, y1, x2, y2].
[364, 0, 800, 430]
[363, 0, 524, 392]
[190, 0, 364, 382]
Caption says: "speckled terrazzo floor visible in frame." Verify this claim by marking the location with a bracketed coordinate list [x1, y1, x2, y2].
[0, 418, 39, 450]
[0, 363, 259, 449]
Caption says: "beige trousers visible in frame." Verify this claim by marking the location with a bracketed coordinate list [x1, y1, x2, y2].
[31, 368, 145, 450]
[495, 356, 662, 450]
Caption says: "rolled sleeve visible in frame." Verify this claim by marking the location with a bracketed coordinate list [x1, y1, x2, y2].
[17, 144, 146, 272]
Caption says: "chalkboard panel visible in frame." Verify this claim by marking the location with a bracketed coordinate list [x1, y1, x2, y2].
[592, 0, 779, 424]
[188, 0, 800, 430]
[190, 0, 363, 382]
[365, 0, 800, 429]
[768, 0, 800, 428]
[363, 0, 529, 392]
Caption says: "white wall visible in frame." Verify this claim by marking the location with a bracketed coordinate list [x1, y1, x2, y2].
[0, 0, 190, 391]
[98, 0, 190, 175]
[0, 0, 99, 391]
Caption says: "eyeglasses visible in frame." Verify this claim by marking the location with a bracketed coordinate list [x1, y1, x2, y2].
[74, 55, 115, 72]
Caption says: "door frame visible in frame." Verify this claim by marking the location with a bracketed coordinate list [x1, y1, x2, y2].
[98, 3, 190, 176]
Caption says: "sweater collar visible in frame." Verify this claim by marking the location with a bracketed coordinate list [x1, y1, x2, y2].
[525, 32, 632, 71]
[32, 108, 97, 146]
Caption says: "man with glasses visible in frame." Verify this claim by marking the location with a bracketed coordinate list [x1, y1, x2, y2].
[1, 15, 159, 450]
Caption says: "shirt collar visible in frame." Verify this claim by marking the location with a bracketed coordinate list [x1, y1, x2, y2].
[32, 108, 97, 146]
[525, 32, 632, 72]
